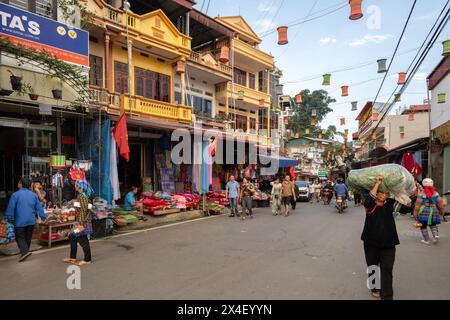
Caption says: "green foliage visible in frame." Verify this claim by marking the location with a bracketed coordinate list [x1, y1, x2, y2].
[286, 89, 335, 137]
[57, 0, 95, 30]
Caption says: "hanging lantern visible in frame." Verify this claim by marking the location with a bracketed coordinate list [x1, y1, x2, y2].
[311, 109, 317, 117]
[408, 112, 415, 121]
[277, 26, 288, 45]
[397, 72, 407, 85]
[259, 99, 265, 108]
[322, 73, 331, 86]
[341, 85, 349, 97]
[176, 60, 185, 74]
[50, 155, 66, 169]
[322, 129, 327, 134]
[399, 126, 405, 134]
[318, 133, 323, 139]
[351, 101, 357, 111]
[394, 93, 401, 102]
[310, 118, 316, 126]
[340, 117, 345, 126]
[305, 128, 310, 134]
[352, 132, 358, 140]
[349, 0, 363, 20]
[344, 129, 349, 135]
[438, 93, 446, 103]
[442, 40, 450, 56]
[284, 118, 288, 125]
[372, 132, 377, 140]
[295, 93, 302, 104]
[372, 112, 379, 121]
[238, 90, 244, 100]
[377, 59, 387, 73]
[400, 132, 405, 139]
[219, 45, 230, 63]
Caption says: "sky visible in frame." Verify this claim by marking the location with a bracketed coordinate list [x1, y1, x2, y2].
[194, 0, 450, 138]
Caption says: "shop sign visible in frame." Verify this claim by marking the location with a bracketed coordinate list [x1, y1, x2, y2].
[39, 104, 52, 115]
[62, 136, 75, 145]
[358, 106, 372, 133]
[0, 3, 89, 66]
[435, 121, 450, 144]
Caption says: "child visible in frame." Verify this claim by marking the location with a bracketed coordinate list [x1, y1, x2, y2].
[142, 177, 154, 193]
[413, 178, 445, 245]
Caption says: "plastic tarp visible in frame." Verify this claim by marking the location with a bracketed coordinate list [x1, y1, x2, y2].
[258, 154, 299, 168]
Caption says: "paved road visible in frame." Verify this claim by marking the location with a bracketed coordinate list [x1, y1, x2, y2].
[1, 202, 449, 300]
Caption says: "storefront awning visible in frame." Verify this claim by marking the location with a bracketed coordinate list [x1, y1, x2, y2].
[259, 154, 298, 168]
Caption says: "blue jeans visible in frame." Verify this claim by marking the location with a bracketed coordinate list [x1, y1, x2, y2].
[229, 197, 238, 215]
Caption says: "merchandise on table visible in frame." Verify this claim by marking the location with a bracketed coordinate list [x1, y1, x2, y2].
[347, 164, 416, 205]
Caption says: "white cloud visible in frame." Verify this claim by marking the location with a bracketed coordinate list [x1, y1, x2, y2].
[319, 37, 337, 45]
[348, 34, 394, 47]
[257, 2, 273, 12]
[413, 72, 427, 81]
[255, 18, 276, 33]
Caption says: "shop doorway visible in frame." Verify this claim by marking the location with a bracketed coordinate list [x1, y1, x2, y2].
[118, 142, 143, 194]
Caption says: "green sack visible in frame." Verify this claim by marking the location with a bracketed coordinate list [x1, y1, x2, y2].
[347, 164, 416, 206]
[122, 214, 139, 223]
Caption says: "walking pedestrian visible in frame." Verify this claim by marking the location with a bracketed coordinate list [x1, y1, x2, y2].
[271, 178, 282, 216]
[4, 178, 46, 262]
[413, 178, 445, 245]
[362, 176, 399, 300]
[64, 179, 93, 266]
[353, 188, 362, 206]
[314, 181, 321, 203]
[281, 176, 296, 216]
[308, 182, 315, 203]
[240, 178, 255, 220]
[225, 175, 240, 217]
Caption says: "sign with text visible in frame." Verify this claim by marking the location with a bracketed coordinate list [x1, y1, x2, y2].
[0, 3, 89, 66]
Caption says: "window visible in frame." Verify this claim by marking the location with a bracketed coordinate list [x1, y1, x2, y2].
[35, 0, 53, 18]
[193, 96, 203, 113]
[134, 67, 170, 102]
[259, 109, 268, 131]
[114, 62, 128, 94]
[89, 55, 103, 87]
[204, 99, 212, 116]
[8, 0, 28, 10]
[236, 115, 247, 132]
[249, 73, 256, 90]
[3, 0, 57, 19]
[234, 68, 246, 87]
[249, 118, 256, 131]
[259, 70, 268, 92]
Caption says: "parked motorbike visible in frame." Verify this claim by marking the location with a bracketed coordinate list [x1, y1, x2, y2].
[335, 196, 347, 213]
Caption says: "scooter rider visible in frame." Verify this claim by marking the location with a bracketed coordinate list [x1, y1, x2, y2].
[334, 178, 348, 207]
[322, 181, 334, 203]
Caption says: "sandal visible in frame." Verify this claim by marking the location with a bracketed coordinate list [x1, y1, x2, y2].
[76, 260, 92, 266]
[63, 258, 77, 264]
[371, 291, 381, 299]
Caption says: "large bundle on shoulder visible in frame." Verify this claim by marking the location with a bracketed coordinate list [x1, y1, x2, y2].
[347, 164, 416, 206]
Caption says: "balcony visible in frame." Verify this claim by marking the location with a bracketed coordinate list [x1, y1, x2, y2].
[187, 51, 232, 78]
[104, 6, 122, 25]
[233, 39, 274, 68]
[89, 87, 120, 109]
[215, 82, 270, 108]
[119, 95, 192, 124]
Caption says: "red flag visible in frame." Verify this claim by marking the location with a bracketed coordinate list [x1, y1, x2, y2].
[113, 113, 130, 162]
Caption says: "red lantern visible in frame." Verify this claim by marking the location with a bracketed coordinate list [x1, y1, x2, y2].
[349, 0, 363, 20]
[318, 134, 322, 139]
[372, 112, 379, 121]
[340, 118, 345, 126]
[400, 132, 405, 139]
[176, 60, 185, 74]
[277, 26, 288, 45]
[352, 132, 358, 140]
[284, 118, 288, 125]
[397, 72, 407, 85]
[341, 85, 349, 97]
[372, 132, 377, 140]
[295, 93, 302, 104]
[219, 45, 230, 63]
[408, 112, 415, 121]
[259, 99, 265, 108]
[310, 118, 316, 126]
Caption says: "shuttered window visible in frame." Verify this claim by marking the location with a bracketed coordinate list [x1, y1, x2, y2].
[114, 61, 128, 94]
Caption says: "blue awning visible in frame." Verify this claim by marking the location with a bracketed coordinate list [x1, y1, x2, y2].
[259, 154, 299, 168]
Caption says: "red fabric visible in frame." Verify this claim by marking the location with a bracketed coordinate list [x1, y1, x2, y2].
[143, 199, 167, 207]
[288, 166, 297, 181]
[113, 113, 130, 162]
[413, 163, 423, 179]
[423, 186, 436, 199]
[401, 153, 415, 173]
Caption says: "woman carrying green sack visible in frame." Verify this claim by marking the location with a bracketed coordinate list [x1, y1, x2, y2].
[271, 178, 282, 216]
[413, 178, 445, 245]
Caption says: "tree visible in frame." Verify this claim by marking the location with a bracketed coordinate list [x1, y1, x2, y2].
[286, 89, 335, 137]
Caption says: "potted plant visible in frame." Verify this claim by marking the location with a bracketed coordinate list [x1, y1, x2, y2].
[52, 88, 62, 99]
[0, 89, 13, 96]
[28, 88, 39, 101]
[7, 70, 22, 91]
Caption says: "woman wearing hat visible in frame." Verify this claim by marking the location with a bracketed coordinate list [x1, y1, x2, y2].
[413, 178, 445, 245]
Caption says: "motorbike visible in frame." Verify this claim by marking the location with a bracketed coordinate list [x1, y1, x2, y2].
[321, 189, 333, 205]
[335, 195, 347, 213]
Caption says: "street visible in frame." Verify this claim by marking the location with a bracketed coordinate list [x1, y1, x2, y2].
[1, 201, 449, 300]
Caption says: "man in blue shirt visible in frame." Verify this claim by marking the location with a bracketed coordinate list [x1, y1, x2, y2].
[225, 175, 240, 217]
[5, 178, 46, 262]
[124, 186, 147, 221]
[334, 178, 348, 206]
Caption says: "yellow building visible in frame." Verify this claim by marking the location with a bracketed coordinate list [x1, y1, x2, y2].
[215, 16, 275, 147]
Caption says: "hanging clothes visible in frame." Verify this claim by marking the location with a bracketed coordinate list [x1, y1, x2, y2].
[413, 151, 423, 180]
[401, 152, 415, 173]
[110, 132, 120, 202]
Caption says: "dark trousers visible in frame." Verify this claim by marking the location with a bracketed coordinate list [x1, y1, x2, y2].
[241, 196, 253, 216]
[14, 225, 35, 256]
[364, 243, 396, 300]
[70, 234, 92, 262]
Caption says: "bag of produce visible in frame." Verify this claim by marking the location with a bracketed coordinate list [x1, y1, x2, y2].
[347, 164, 416, 206]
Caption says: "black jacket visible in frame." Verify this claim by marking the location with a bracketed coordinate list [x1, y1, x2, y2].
[361, 194, 400, 248]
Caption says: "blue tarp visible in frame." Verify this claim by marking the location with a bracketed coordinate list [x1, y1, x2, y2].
[259, 154, 299, 168]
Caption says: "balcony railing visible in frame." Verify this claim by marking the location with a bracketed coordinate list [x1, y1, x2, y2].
[104, 6, 122, 24]
[89, 87, 120, 108]
[188, 51, 232, 76]
[120, 95, 192, 123]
